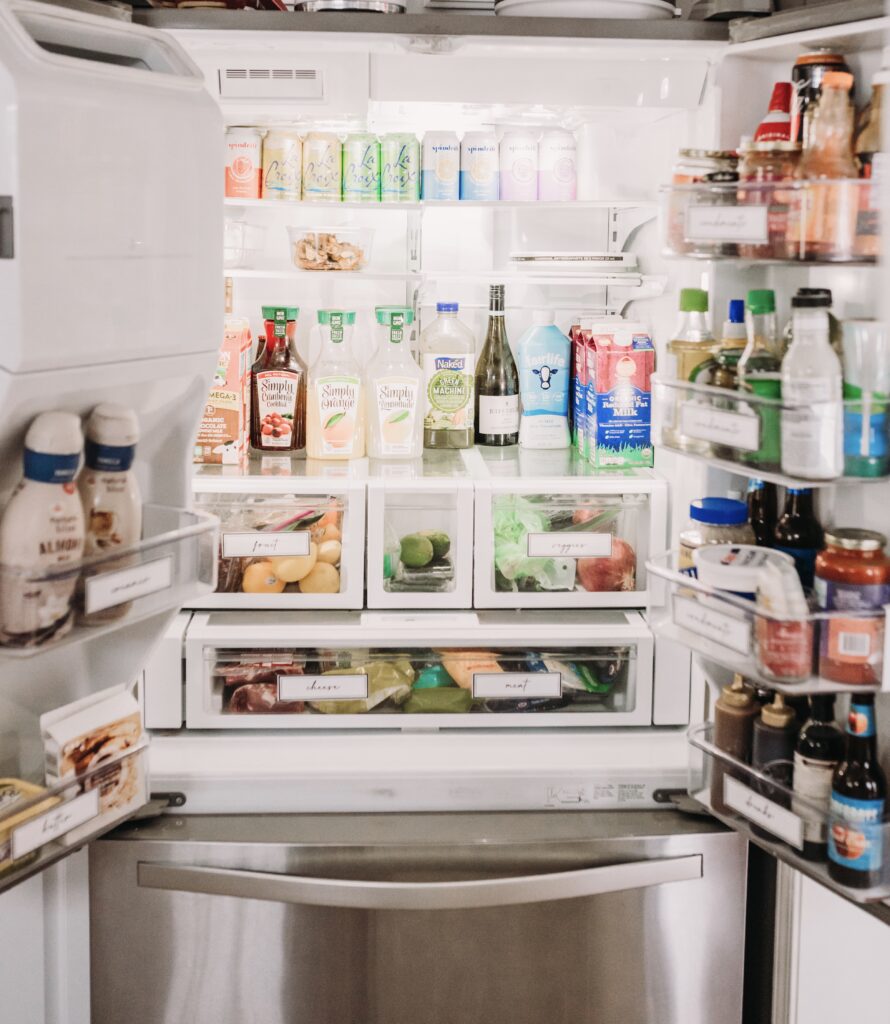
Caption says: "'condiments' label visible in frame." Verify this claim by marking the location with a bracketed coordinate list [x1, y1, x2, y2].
[317, 376, 361, 456]
[423, 354, 473, 431]
[374, 377, 419, 456]
[256, 370, 300, 448]
[672, 594, 751, 655]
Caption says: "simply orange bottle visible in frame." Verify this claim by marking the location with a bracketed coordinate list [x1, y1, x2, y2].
[306, 309, 366, 460]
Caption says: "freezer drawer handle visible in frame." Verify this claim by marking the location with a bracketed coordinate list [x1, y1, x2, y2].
[136, 855, 702, 911]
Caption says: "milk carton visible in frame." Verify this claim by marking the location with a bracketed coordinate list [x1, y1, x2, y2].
[586, 322, 654, 468]
[194, 318, 252, 465]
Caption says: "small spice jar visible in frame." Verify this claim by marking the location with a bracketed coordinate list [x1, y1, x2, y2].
[679, 498, 756, 570]
[814, 528, 890, 684]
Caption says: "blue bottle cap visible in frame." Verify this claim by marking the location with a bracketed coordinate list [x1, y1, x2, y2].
[689, 497, 749, 526]
[728, 299, 745, 323]
[437, 302, 459, 313]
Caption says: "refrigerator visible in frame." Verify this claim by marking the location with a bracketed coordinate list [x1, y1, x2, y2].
[0, 1, 888, 1022]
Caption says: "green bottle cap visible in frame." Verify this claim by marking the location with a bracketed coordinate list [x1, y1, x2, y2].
[679, 288, 708, 313]
[747, 289, 776, 315]
[375, 306, 415, 326]
[261, 306, 299, 320]
[317, 310, 357, 326]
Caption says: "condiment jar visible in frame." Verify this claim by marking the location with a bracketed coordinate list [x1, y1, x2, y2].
[679, 498, 755, 570]
[815, 528, 890, 685]
[711, 674, 759, 814]
[738, 142, 801, 259]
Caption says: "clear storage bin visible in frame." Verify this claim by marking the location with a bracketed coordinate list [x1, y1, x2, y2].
[688, 722, 890, 904]
[287, 225, 374, 271]
[659, 179, 879, 264]
[183, 610, 654, 729]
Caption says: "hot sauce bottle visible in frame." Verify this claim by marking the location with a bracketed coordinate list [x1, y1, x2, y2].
[250, 306, 306, 453]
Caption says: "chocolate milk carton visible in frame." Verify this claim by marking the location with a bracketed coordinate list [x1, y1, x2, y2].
[586, 321, 654, 468]
[194, 318, 252, 465]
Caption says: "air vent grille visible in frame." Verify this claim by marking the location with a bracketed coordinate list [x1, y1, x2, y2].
[220, 66, 324, 100]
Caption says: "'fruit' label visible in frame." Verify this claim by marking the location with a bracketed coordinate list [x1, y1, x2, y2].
[256, 370, 299, 448]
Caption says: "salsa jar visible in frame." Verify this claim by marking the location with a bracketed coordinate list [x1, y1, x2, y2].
[815, 528, 890, 685]
[738, 142, 801, 259]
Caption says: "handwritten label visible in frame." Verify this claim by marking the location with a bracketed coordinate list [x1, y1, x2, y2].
[260, 456, 293, 475]
[685, 205, 769, 244]
[11, 789, 100, 860]
[222, 532, 311, 558]
[527, 533, 612, 559]
[278, 674, 369, 702]
[679, 402, 760, 453]
[84, 556, 173, 614]
[472, 672, 562, 699]
[673, 594, 752, 655]
[723, 777, 804, 850]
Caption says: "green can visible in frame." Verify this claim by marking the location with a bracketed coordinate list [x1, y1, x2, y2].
[342, 133, 380, 202]
[380, 133, 421, 202]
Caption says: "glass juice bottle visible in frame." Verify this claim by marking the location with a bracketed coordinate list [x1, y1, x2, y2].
[306, 309, 365, 460]
[663, 288, 717, 452]
[367, 306, 423, 459]
[739, 289, 782, 470]
[421, 302, 475, 449]
[251, 306, 306, 453]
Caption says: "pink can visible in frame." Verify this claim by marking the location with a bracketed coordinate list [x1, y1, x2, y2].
[538, 130, 577, 202]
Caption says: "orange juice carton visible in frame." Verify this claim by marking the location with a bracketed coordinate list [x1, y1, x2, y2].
[194, 317, 252, 465]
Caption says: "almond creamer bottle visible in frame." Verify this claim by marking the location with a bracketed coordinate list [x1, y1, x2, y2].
[79, 404, 142, 623]
[0, 412, 85, 646]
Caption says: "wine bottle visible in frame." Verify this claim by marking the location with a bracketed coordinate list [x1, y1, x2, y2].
[475, 284, 519, 446]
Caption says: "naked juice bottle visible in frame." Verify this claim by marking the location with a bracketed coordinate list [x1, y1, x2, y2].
[307, 309, 365, 460]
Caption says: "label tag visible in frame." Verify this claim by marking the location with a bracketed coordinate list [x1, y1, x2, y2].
[278, 674, 369, 702]
[11, 789, 100, 860]
[723, 777, 804, 850]
[679, 402, 760, 452]
[84, 556, 173, 614]
[685, 205, 769, 244]
[527, 533, 613, 559]
[222, 532, 311, 558]
[472, 672, 562, 699]
[673, 594, 752, 655]
[260, 456, 293, 475]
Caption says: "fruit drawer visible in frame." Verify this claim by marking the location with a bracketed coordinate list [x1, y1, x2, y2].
[181, 610, 654, 729]
[688, 722, 890, 904]
[191, 473, 365, 609]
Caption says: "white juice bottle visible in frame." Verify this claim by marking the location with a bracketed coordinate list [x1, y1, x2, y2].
[307, 309, 365, 460]
[367, 306, 423, 459]
[780, 308, 843, 479]
[421, 302, 476, 449]
[79, 403, 143, 623]
[0, 411, 85, 647]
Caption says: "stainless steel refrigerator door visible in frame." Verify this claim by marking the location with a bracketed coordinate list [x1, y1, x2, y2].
[90, 811, 746, 1024]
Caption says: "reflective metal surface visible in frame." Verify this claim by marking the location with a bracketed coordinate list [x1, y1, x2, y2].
[90, 811, 746, 1024]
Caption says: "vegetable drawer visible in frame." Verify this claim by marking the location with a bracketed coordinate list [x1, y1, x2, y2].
[181, 610, 654, 729]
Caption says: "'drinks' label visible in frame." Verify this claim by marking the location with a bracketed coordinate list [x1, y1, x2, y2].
[375, 377, 418, 455]
[423, 354, 473, 432]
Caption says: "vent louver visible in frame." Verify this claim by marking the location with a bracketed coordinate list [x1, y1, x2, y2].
[220, 67, 323, 99]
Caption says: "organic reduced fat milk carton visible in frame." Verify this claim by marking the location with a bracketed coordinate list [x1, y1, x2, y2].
[194, 318, 252, 465]
[586, 322, 654, 468]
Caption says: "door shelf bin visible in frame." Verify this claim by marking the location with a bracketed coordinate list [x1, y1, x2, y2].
[0, 505, 216, 658]
[473, 472, 668, 609]
[688, 723, 890, 904]
[0, 743, 148, 896]
[647, 551, 887, 695]
[659, 180, 879, 264]
[191, 477, 365, 609]
[652, 375, 890, 487]
[183, 610, 654, 729]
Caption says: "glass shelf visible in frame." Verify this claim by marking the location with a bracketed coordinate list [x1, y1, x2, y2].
[659, 179, 879, 265]
[225, 197, 655, 212]
[647, 550, 886, 696]
[688, 723, 890, 911]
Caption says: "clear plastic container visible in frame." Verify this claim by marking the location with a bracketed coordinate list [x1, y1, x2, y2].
[223, 219, 267, 269]
[287, 226, 374, 271]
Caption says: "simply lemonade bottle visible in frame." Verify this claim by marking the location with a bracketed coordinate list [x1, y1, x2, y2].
[421, 302, 475, 449]
[307, 309, 365, 460]
[367, 306, 423, 459]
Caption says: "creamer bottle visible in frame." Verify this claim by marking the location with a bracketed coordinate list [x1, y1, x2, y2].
[367, 307, 423, 459]
[307, 310, 365, 460]
[0, 412, 85, 646]
[79, 404, 142, 623]
[518, 310, 571, 449]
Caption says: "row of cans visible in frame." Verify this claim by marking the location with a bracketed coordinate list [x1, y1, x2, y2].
[225, 126, 577, 203]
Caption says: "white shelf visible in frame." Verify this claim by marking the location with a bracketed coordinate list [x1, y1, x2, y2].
[225, 197, 655, 212]
[226, 268, 421, 282]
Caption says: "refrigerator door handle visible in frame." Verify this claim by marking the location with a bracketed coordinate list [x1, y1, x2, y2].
[137, 855, 702, 910]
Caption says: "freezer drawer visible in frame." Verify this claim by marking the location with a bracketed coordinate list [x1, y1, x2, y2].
[181, 610, 656, 729]
[473, 470, 668, 609]
[90, 811, 747, 1024]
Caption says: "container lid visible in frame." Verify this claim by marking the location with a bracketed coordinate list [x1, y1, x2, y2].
[437, 302, 459, 313]
[375, 306, 415, 326]
[761, 692, 795, 729]
[824, 528, 887, 552]
[25, 411, 83, 457]
[85, 403, 140, 447]
[532, 310, 556, 326]
[722, 674, 755, 709]
[317, 310, 356, 325]
[795, 51, 846, 66]
[689, 497, 748, 526]
[823, 70, 854, 91]
[262, 306, 299, 320]
[791, 287, 832, 309]
[728, 299, 745, 324]
[679, 288, 708, 313]
[747, 289, 776, 315]
[748, 141, 801, 152]
[693, 544, 794, 594]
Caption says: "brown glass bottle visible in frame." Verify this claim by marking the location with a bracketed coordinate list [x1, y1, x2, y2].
[711, 675, 759, 814]
[250, 306, 306, 452]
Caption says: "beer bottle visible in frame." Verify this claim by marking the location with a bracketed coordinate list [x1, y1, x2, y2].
[828, 694, 887, 888]
[773, 487, 824, 590]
